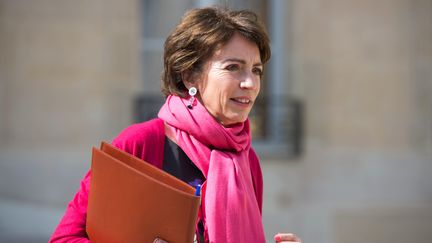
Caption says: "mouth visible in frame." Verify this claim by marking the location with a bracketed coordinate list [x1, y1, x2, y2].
[231, 97, 252, 105]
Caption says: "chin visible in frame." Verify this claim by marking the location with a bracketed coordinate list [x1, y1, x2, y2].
[221, 116, 248, 126]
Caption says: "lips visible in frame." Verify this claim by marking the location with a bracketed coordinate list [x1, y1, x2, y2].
[231, 97, 252, 105]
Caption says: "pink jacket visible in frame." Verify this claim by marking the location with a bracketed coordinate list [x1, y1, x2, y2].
[49, 118, 263, 242]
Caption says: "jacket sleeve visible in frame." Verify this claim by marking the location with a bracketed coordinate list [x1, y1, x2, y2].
[49, 118, 165, 242]
[48, 170, 92, 243]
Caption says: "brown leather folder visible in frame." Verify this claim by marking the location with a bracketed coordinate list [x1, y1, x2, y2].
[86, 141, 200, 243]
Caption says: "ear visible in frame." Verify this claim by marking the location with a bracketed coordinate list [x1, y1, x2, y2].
[181, 71, 196, 90]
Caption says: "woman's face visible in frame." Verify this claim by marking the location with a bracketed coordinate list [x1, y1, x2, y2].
[188, 33, 262, 126]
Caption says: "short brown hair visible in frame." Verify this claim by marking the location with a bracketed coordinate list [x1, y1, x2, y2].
[161, 7, 271, 97]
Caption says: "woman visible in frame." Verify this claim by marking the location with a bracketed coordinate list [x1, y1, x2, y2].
[50, 7, 301, 243]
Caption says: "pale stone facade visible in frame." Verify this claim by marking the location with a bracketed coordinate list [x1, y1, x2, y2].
[264, 1, 432, 242]
[0, 0, 431, 242]
[0, 0, 141, 149]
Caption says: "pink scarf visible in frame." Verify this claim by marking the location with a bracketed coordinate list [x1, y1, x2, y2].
[158, 95, 265, 243]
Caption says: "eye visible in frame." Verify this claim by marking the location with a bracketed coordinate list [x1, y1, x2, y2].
[225, 64, 240, 71]
[253, 67, 263, 76]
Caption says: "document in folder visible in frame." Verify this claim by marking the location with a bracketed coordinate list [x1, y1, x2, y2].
[86, 142, 200, 243]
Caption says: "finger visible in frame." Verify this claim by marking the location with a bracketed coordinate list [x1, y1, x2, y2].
[274, 233, 301, 242]
[153, 237, 168, 243]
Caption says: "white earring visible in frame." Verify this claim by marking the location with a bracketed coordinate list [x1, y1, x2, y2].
[187, 87, 197, 109]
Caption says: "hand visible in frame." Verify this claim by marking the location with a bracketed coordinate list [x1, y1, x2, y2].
[274, 233, 301, 243]
[153, 237, 167, 243]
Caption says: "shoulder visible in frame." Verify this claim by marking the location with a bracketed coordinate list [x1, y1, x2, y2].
[112, 118, 165, 155]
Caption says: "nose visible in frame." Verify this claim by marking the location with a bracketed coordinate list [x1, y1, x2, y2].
[240, 72, 259, 90]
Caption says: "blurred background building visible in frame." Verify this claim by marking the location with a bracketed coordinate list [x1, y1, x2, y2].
[0, 0, 431, 242]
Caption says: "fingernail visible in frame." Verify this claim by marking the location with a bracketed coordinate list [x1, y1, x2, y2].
[274, 235, 282, 242]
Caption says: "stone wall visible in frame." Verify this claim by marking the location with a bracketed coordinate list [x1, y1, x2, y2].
[0, 0, 141, 149]
[265, 0, 432, 242]
[0, 0, 141, 202]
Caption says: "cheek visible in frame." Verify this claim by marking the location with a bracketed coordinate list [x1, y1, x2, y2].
[203, 76, 232, 99]
[257, 80, 261, 94]
[197, 82, 222, 110]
